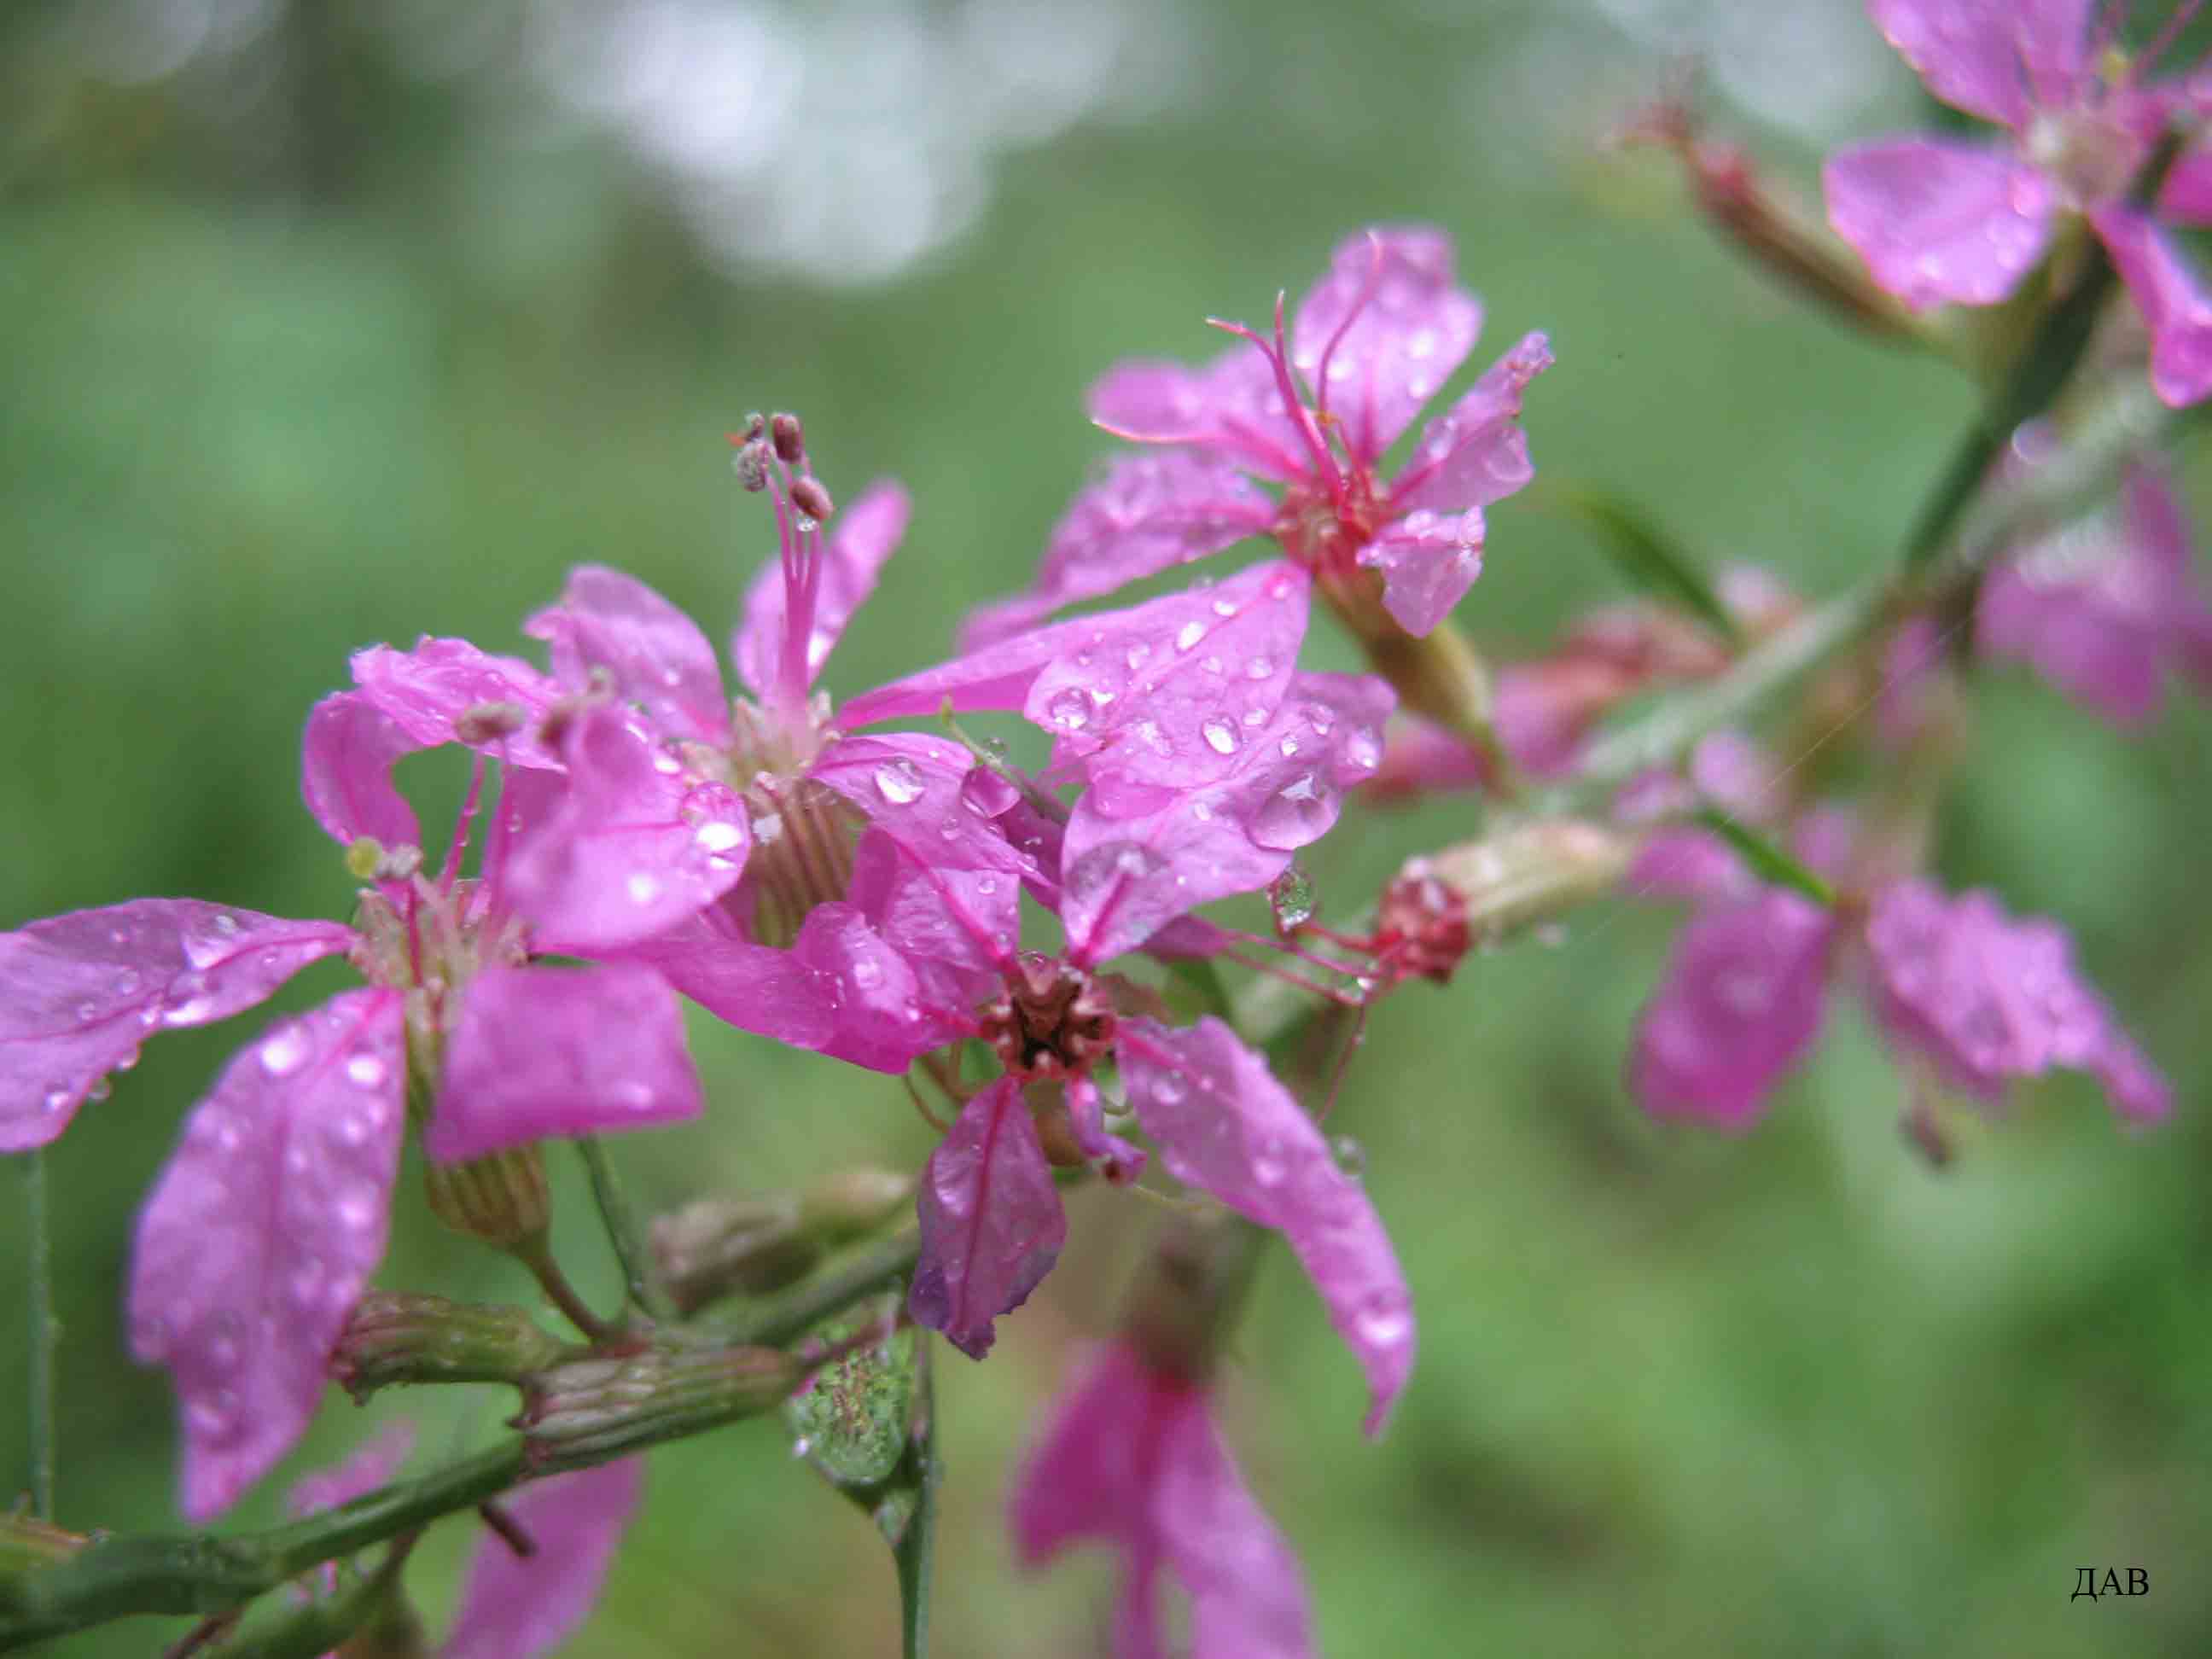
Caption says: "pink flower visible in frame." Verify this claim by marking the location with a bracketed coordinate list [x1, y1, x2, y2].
[7, 684, 705, 1519]
[501, 461, 1039, 1075]
[1010, 1341, 1314, 1659]
[1630, 870, 2171, 1129]
[963, 227, 1549, 646]
[1825, 0, 2212, 406]
[1977, 456, 2212, 724]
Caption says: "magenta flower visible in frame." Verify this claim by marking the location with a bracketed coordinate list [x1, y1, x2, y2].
[1010, 1341, 1314, 1659]
[7, 684, 704, 1519]
[1631, 866, 2171, 1130]
[1825, 0, 2212, 405]
[1977, 456, 2212, 724]
[496, 460, 1040, 1074]
[961, 226, 1549, 647]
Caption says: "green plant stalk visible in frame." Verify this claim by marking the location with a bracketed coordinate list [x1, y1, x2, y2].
[574, 1135, 675, 1323]
[23, 1148, 56, 1523]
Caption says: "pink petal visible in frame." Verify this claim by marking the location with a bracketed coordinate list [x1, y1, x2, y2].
[908, 1075, 1066, 1359]
[1025, 561, 1312, 809]
[791, 901, 963, 1074]
[2157, 149, 2212, 227]
[960, 453, 1273, 648]
[503, 705, 750, 952]
[1010, 1342, 1313, 1659]
[286, 1421, 415, 1518]
[1626, 830, 1755, 904]
[128, 988, 406, 1521]
[300, 693, 420, 853]
[1064, 1074, 1145, 1185]
[1824, 138, 2054, 311]
[1389, 330, 1553, 515]
[1289, 227, 1481, 467]
[1358, 505, 1485, 637]
[1365, 713, 1490, 802]
[443, 1458, 643, 1659]
[1628, 893, 1835, 1126]
[599, 911, 838, 1052]
[524, 568, 731, 747]
[1864, 882, 2111, 1096]
[350, 638, 563, 770]
[847, 828, 1018, 1005]
[428, 963, 702, 1161]
[2091, 207, 2212, 408]
[2092, 1030, 2174, 1124]
[1089, 346, 1311, 480]
[2, 901, 355, 1152]
[731, 479, 910, 699]
[1121, 1016, 1413, 1436]
[1492, 666, 1588, 778]
[1868, 0, 2086, 128]
[808, 732, 1044, 883]
[1057, 673, 1392, 965]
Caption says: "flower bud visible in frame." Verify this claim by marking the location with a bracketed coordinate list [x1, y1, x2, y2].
[798, 1167, 916, 1243]
[331, 1292, 580, 1403]
[649, 1195, 815, 1315]
[1381, 818, 1631, 983]
[423, 1145, 551, 1250]
[521, 1343, 804, 1473]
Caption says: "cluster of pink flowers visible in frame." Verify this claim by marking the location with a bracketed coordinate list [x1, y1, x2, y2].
[5, 148, 2197, 1645]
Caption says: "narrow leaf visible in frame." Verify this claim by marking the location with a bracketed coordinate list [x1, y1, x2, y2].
[1692, 809, 1837, 905]
[1549, 482, 1743, 643]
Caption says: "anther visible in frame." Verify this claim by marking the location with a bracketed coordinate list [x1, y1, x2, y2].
[770, 411, 806, 466]
[789, 475, 835, 524]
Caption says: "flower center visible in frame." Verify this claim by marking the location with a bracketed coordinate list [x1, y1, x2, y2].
[978, 954, 1117, 1080]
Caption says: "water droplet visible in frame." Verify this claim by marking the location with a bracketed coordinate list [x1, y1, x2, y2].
[852, 958, 884, 990]
[1211, 597, 1238, 617]
[1150, 1070, 1187, 1105]
[1278, 735, 1301, 757]
[694, 818, 744, 857]
[1202, 655, 1225, 676]
[1267, 864, 1317, 929]
[751, 811, 785, 845]
[213, 913, 240, 937]
[977, 876, 999, 895]
[1330, 1134, 1366, 1180]
[344, 1052, 387, 1090]
[85, 1078, 111, 1103]
[626, 871, 664, 905]
[1245, 657, 1274, 680]
[259, 1027, 310, 1077]
[873, 759, 926, 805]
[1047, 688, 1092, 731]
[651, 750, 683, 776]
[1251, 1136, 1288, 1186]
[113, 968, 142, 997]
[1353, 1295, 1413, 1350]
[1175, 620, 1206, 652]
[335, 1185, 381, 1234]
[791, 1435, 813, 1458]
[1304, 702, 1336, 736]
[72, 998, 97, 1022]
[1201, 719, 1238, 755]
[1344, 726, 1382, 770]
[1252, 773, 1334, 849]
[41, 1082, 73, 1115]
[1125, 643, 1151, 671]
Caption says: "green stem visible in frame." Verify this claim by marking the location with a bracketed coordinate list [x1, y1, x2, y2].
[24, 1148, 56, 1522]
[574, 1136, 674, 1323]
[509, 1233, 620, 1345]
[703, 1223, 924, 1352]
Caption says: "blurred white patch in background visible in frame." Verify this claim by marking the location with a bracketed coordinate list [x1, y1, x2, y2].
[1586, 0, 1895, 140]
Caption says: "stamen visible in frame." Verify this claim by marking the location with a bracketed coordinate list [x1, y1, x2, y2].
[1310, 230, 1385, 434]
[439, 754, 487, 897]
[1220, 948, 1366, 1009]
[1204, 313, 1345, 492]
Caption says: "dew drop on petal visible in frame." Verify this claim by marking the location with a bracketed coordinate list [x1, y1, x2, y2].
[1201, 718, 1238, 755]
[1267, 863, 1317, 929]
[1330, 1133, 1366, 1181]
[1125, 643, 1150, 671]
[626, 871, 664, 905]
[213, 914, 240, 938]
[259, 1027, 310, 1077]
[41, 1083, 73, 1115]
[345, 1052, 387, 1089]
[1175, 620, 1206, 652]
[1046, 688, 1092, 731]
[694, 819, 744, 857]
[873, 759, 927, 805]
[1151, 1070, 1186, 1105]
[1251, 1136, 1288, 1187]
[851, 958, 884, 990]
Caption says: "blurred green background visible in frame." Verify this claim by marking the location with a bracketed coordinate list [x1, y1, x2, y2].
[4, 1, 2209, 1653]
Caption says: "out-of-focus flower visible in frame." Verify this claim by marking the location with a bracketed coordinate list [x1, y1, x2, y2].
[1010, 1340, 1313, 1659]
[962, 226, 1549, 647]
[1825, 0, 2212, 406]
[441, 1460, 643, 1659]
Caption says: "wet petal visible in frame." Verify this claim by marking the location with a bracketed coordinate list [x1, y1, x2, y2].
[601, 911, 837, 1053]
[1, 901, 355, 1152]
[1358, 505, 1485, 637]
[1289, 226, 1481, 466]
[1064, 1074, 1145, 1185]
[1864, 882, 2112, 1096]
[350, 637, 563, 769]
[444, 1458, 643, 1659]
[1121, 1016, 1413, 1436]
[300, 692, 419, 853]
[127, 988, 406, 1520]
[792, 901, 960, 1074]
[428, 963, 702, 1161]
[809, 731, 1046, 886]
[1364, 713, 1491, 802]
[1158, 1393, 1316, 1658]
[504, 705, 750, 952]
[1868, 0, 2086, 128]
[1626, 829, 1755, 903]
[732, 479, 910, 699]
[525, 567, 731, 747]
[1629, 893, 1835, 1126]
[1824, 138, 2054, 310]
[2091, 207, 2212, 408]
[908, 1076, 1065, 1359]
[2157, 148, 2212, 227]
[847, 828, 1017, 1005]
[961, 453, 1273, 648]
[1089, 344, 1311, 480]
[1389, 330, 1552, 515]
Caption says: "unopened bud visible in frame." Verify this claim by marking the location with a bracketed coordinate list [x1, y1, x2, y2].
[454, 700, 528, 744]
[769, 411, 805, 466]
[650, 1195, 813, 1315]
[789, 474, 835, 524]
[799, 1167, 915, 1243]
[521, 1342, 803, 1473]
[1385, 819, 1631, 983]
[423, 1145, 551, 1249]
[331, 1292, 579, 1403]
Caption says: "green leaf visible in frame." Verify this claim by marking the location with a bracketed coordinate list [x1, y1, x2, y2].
[1693, 809, 1836, 906]
[1548, 483, 1743, 644]
[783, 1313, 940, 1658]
